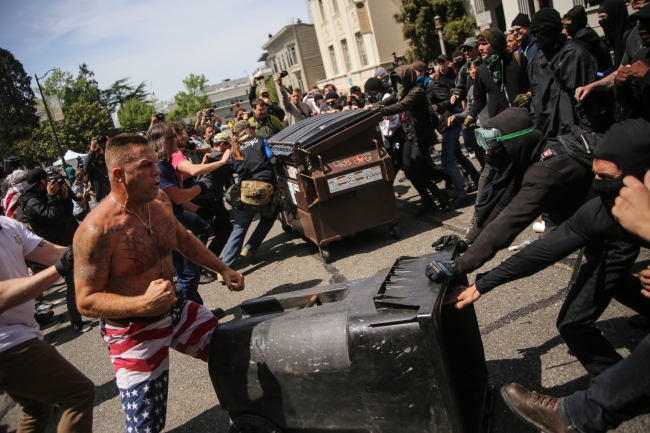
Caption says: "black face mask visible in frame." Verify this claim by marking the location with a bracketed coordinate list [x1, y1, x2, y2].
[454, 58, 466, 71]
[366, 92, 382, 104]
[534, 31, 560, 51]
[592, 175, 624, 210]
[484, 146, 511, 171]
[598, 19, 613, 38]
[565, 22, 582, 38]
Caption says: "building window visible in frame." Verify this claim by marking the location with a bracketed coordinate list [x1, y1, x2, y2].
[328, 45, 339, 75]
[332, 0, 339, 13]
[318, 0, 326, 20]
[297, 75, 305, 92]
[272, 59, 278, 73]
[355, 32, 368, 66]
[289, 46, 298, 65]
[286, 50, 294, 67]
[281, 55, 287, 71]
[340, 39, 352, 71]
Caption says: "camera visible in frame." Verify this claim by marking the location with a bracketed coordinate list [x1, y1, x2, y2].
[392, 52, 405, 61]
[48, 173, 66, 187]
[186, 141, 197, 151]
[255, 75, 265, 80]
[155, 112, 165, 120]
[279, 70, 289, 78]
[94, 135, 108, 145]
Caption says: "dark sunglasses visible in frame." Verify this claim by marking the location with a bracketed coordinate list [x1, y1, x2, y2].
[436, 59, 446, 64]
[460, 46, 473, 52]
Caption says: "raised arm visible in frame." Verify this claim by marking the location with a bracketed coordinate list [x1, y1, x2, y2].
[175, 150, 231, 177]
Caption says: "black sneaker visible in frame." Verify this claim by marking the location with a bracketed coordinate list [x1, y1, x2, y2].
[451, 196, 470, 210]
[34, 311, 54, 327]
[72, 321, 92, 333]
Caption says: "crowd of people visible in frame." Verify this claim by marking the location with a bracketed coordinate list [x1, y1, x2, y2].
[2, 1, 650, 432]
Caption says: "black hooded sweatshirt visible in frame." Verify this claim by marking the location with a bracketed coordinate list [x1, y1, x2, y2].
[565, 6, 613, 74]
[474, 119, 650, 293]
[616, 47, 650, 121]
[468, 28, 529, 121]
[598, 0, 629, 69]
[379, 65, 434, 143]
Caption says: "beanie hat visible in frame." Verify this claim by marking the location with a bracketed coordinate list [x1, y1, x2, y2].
[530, 8, 563, 32]
[364, 77, 385, 92]
[324, 91, 340, 100]
[511, 13, 531, 28]
[594, 119, 650, 181]
[452, 50, 464, 59]
[8, 169, 27, 185]
[478, 28, 507, 53]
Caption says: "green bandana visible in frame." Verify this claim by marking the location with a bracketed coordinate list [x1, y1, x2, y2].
[484, 54, 501, 83]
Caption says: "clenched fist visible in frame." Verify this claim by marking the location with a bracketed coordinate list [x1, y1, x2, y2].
[142, 279, 177, 315]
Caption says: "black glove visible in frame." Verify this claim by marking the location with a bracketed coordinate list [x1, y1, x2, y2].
[55, 245, 74, 277]
[196, 181, 208, 195]
[425, 260, 457, 283]
[431, 235, 470, 253]
[196, 206, 216, 225]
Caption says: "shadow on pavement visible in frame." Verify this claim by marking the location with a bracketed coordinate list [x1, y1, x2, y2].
[93, 379, 119, 408]
[166, 404, 231, 433]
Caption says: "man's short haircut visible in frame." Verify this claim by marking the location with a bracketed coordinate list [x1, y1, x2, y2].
[147, 123, 175, 162]
[323, 83, 337, 91]
[105, 133, 151, 170]
[185, 125, 197, 136]
[169, 122, 184, 134]
[251, 99, 267, 109]
[292, 88, 302, 94]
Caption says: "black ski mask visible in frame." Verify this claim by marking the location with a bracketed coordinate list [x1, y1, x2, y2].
[592, 119, 650, 210]
[531, 8, 564, 51]
[564, 5, 588, 38]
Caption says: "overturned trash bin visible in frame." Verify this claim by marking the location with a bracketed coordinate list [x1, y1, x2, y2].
[209, 247, 495, 433]
[268, 109, 399, 263]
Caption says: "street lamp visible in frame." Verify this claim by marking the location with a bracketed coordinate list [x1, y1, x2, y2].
[434, 15, 447, 56]
[34, 68, 67, 168]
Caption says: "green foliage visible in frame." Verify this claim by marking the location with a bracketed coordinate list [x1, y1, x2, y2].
[118, 99, 154, 132]
[41, 69, 74, 107]
[169, 73, 211, 121]
[395, 0, 476, 62]
[101, 78, 149, 112]
[0, 47, 39, 160]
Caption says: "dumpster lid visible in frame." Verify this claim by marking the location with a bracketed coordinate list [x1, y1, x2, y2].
[268, 108, 380, 153]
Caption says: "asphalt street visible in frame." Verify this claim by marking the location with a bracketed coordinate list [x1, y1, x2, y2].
[2, 162, 650, 432]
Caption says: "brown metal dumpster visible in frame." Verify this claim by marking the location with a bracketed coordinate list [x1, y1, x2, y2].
[268, 109, 399, 263]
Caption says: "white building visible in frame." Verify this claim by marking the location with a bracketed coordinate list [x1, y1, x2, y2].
[308, 0, 408, 93]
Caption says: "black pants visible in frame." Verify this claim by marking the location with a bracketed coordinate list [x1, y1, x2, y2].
[65, 271, 82, 324]
[402, 136, 444, 206]
[193, 195, 233, 258]
[557, 240, 650, 377]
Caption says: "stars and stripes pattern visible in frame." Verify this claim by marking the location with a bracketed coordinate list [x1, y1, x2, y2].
[100, 299, 219, 432]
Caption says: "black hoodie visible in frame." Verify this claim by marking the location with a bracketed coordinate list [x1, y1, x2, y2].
[565, 5, 613, 74]
[598, 0, 629, 69]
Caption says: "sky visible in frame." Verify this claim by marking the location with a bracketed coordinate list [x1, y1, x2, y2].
[0, 0, 312, 102]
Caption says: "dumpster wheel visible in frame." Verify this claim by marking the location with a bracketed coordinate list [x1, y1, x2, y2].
[230, 414, 283, 433]
[319, 247, 331, 263]
[389, 222, 400, 239]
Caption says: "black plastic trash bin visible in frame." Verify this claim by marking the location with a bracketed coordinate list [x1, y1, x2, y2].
[268, 108, 400, 263]
[209, 246, 494, 433]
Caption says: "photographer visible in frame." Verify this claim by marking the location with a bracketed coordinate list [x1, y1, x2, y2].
[248, 99, 285, 138]
[319, 91, 345, 112]
[71, 168, 91, 222]
[303, 86, 322, 113]
[249, 76, 285, 121]
[19, 168, 91, 333]
[343, 86, 366, 110]
[148, 112, 165, 130]
[195, 108, 222, 131]
[275, 72, 312, 125]
[83, 135, 111, 202]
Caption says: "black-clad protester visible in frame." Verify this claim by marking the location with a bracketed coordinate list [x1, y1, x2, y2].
[378, 65, 451, 214]
[465, 28, 530, 131]
[440, 119, 650, 380]
[429, 108, 598, 277]
[598, 0, 630, 70]
[615, 6, 650, 121]
[84, 136, 111, 202]
[563, 5, 613, 75]
[512, 13, 539, 61]
[528, 8, 603, 137]
[19, 168, 91, 333]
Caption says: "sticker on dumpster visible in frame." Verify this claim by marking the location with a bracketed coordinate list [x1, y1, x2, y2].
[288, 182, 300, 205]
[327, 165, 382, 193]
[286, 165, 298, 179]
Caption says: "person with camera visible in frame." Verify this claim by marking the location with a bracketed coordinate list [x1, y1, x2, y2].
[248, 98, 285, 138]
[275, 72, 312, 125]
[249, 76, 285, 121]
[84, 135, 111, 202]
[71, 168, 91, 222]
[148, 112, 165, 131]
[343, 86, 366, 111]
[195, 108, 222, 132]
[19, 168, 91, 333]
[0, 215, 95, 432]
[221, 121, 279, 269]
[319, 91, 345, 113]
[303, 86, 322, 114]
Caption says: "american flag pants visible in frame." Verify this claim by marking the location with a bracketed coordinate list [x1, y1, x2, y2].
[100, 299, 219, 433]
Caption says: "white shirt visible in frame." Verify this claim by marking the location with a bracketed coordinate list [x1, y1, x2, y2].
[0, 216, 44, 352]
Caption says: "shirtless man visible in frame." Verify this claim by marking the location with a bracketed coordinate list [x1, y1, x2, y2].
[73, 133, 244, 433]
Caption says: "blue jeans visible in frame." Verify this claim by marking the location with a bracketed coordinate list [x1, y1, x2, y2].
[221, 204, 277, 268]
[441, 126, 468, 198]
[560, 332, 650, 432]
[172, 210, 212, 305]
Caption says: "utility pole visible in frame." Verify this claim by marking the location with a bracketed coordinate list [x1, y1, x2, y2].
[34, 69, 67, 168]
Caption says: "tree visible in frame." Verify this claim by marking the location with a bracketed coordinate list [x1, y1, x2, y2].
[0, 47, 39, 160]
[118, 99, 154, 132]
[168, 73, 211, 121]
[101, 78, 149, 112]
[40, 69, 74, 108]
[263, 77, 279, 104]
[394, 0, 476, 62]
